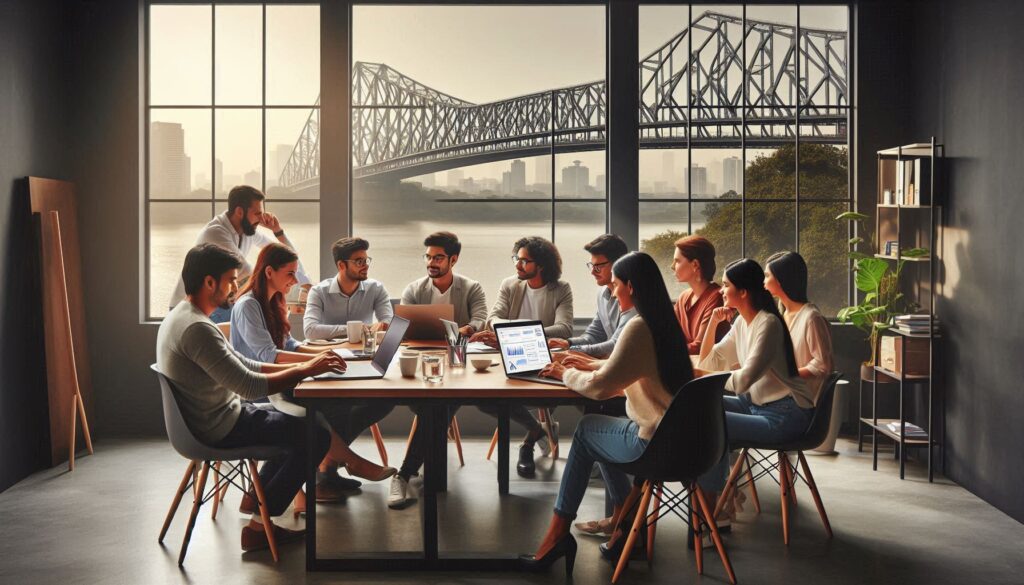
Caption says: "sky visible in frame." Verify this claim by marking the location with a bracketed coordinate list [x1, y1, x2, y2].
[148, 4, 847, 190]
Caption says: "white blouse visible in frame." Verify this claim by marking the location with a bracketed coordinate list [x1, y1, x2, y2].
[698, 310, 814, 408]
[784, 304, 834, 405]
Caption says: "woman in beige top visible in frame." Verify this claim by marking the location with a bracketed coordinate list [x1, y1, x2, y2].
[765, 251, 834, 404]
[519, 252, 694, 575]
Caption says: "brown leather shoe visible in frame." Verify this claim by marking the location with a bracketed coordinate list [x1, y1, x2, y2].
[238, 492, 257, 515]
[343, 459, 398, 483]
[315, 481, 348, 503]
[241, 522, 306, 552]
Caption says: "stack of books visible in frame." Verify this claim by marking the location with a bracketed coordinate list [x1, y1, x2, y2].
[885, 421, 928, 440]
[894, 314, 939, 335]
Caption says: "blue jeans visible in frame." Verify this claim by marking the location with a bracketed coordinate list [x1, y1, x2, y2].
[554, 415, 647, 519]
[701, 394, 814, 492]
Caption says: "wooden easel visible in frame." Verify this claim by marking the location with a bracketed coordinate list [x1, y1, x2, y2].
[49, 210, 93, 470]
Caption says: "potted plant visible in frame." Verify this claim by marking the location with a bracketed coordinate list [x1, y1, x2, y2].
[835, 211, 928, 380]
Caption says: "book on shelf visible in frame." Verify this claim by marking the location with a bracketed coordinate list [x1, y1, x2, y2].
[885, 421, 928, 438]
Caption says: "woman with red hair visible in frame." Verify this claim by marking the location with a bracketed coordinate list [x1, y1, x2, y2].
[671, 235, 729, 354]
[230, 243, 395, 510]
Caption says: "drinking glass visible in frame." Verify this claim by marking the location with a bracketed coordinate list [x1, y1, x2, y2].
[421, 352, 445, 383]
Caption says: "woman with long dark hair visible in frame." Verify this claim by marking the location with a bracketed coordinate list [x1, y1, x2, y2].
[764, 251, 834, 404]
[696, 257, 815, 462]
[519, 252, 694, 575]
[230, 243, 396, 508]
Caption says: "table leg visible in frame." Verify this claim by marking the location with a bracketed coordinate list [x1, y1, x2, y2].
[436, 405, 448, 493]
[420, 406, 439, 565]
[497, 404, 510, 495]
[306, 402, 318, 570]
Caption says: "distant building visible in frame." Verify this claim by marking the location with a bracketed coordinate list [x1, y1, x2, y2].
[723, 156, 742, 194]
[684, 164, 707, 196]
[244, 170, 261, 188]
[418, 173, 436, 188]
[510, 159, 526, 194]
[561, 160, 590, 197]
[448, 169, 465, 188]
[502, 171, 512, 195]
[534, 158, 550, 186]
[662, 151, 675, 190]
[459, 177, 477, 194]
[268, 144, 293, 188]
[150, 121, 188, 197]
[595, 173, 606, 196]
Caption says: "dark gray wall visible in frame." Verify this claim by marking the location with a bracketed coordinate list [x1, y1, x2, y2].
[905, 0, 1024, 524]
[0, 0, 71, 492]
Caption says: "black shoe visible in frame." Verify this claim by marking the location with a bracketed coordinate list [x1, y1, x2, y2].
[517, 444, 536, 478]
[318, 471, 362, 494]
[519, 534, 577, 577]
[599, 529, 647, 563]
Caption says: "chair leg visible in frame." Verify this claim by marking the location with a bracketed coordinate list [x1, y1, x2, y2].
[485, 427, 499, 461]
[715, 448, 748, 518]
[541, 408, 558, 459]
[778, 452, 791, 546]
[797, 451, 833, 538]
[370, 424, 389, 467]
[247, 460, 279, 563]
[611, 483, 644, 533]
[691, 490, 704, 575]
[178, 461, 210, 566]
[695, 484, 737, 585]
[160, 460, 197, 543]
[612, 480, 653, 584]
[746, 453, 761, 513]
[785, 454, 798, 505]
[647, 482, 663, 562]
[450, 416, 465, 467]
[210, 462, 223, 520]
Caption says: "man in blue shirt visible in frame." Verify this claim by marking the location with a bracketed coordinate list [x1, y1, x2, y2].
[303, 237, 394, 340]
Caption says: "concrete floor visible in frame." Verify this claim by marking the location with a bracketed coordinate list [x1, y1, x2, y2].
[1, 437, 1022, 585]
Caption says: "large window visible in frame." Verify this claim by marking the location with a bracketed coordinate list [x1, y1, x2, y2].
[351, 5, 607, 317]
[638, 5, 850, 316]
[146, 3, 320, 318]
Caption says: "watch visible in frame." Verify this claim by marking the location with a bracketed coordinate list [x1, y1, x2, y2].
[273, 229, 285, 237]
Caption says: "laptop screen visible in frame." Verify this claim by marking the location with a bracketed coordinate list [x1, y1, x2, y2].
[372, 316, 410, 371]
[495, 322, 551, 375]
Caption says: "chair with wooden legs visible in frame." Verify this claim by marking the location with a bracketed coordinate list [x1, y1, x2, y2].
[485, 407, 559, 460]
[605, 373, 736, 584]
[404, 414, 466, 466]
[153, 365, 289, 565]
[714, 373, 841, 545]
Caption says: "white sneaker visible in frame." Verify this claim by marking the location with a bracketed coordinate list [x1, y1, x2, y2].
[387, 475, 416, 509]
[537, 421, 560, 457]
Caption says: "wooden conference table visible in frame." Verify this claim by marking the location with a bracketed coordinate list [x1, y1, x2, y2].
[292, 340, 588, 572]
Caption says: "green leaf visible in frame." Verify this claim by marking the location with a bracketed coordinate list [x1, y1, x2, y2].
[848, 237, 864, 246]
[864, 292, 877, 304]
[874, 322, 891, 331]
[854, 258, 889, 293]
[836, 211, 869, 222]
[902, 247, 930, 258]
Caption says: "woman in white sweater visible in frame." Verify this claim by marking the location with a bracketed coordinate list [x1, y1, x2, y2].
[697, 258, 815, 444]
[519, 252, 694, 575]
[765, 251, 834, 404]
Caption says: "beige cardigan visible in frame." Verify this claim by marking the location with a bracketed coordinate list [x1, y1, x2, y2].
[486, 275, 574, 339]
[563, 317, 675, 441]
[400, 273, 488, 332]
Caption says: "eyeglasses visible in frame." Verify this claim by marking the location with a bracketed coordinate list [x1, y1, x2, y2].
[343, 257, 372, 267]
[424, 254, 449, 263]
[512, 256, 536, 266]
[586, 261, 611, 272]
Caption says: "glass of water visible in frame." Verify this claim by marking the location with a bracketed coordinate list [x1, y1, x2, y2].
[421, 352, 445, 383]
[362, 324, 375, 355]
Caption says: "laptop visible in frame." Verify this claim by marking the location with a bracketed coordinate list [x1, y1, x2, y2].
[314, 316, 410, 381]
[394, 303, 454, 340]
[493, 320, 566, 387]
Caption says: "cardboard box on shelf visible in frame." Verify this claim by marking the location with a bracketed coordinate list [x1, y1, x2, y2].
[879, 336, 930, 377]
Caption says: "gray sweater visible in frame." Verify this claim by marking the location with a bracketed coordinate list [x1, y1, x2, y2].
[156, 302, 269, 444]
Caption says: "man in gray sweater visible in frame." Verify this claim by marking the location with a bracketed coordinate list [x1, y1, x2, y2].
[157, 243, 346, 553]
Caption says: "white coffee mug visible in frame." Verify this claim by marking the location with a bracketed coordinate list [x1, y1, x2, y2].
[346, 320, 364, 343]
[398, 352, 419, 378]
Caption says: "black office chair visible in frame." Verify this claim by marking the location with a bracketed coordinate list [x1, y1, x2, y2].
[714, 373, 842, 545]
[153, 365, 289, 565]
[605, 373, 737, 584]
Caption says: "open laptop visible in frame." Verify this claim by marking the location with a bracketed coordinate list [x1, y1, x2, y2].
[493, 320, 565, 387]
[314, 316, 410, 381]
[394, 304, 454, 340]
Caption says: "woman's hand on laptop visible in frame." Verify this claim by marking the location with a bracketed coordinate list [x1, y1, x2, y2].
[548, 338, 570, 350]
[561, 353, 599, 371]
[469, 330, 497, 347]
[539, 362, 566, 380]
[302, 352, 348, 377]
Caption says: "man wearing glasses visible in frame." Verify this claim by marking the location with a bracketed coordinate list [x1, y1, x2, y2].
[470, 236, 574, 478]
[548, 234, 635, 359]
[400, 231, 487, 335]
[303, 237, 393, 341]
[388, 231, 487, 509]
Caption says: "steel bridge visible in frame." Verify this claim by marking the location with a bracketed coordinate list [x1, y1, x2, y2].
[279, 11, 848, 189]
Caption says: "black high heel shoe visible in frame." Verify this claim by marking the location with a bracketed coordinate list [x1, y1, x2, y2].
[599, 528, 647, 563]
[519, 534, 578, 577]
